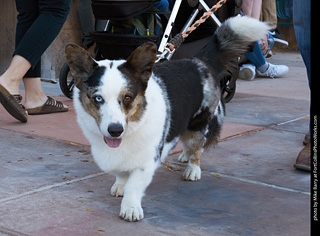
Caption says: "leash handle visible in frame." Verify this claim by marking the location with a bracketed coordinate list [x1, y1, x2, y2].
[167, 0, 227, 52]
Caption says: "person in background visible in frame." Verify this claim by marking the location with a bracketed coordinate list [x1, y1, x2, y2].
[154, 0, 169, 12]
[0, 0, 71, 123]
[260, 0, 288, 47]
[239, 0, 289, 80]
[293, 0, 311, 171]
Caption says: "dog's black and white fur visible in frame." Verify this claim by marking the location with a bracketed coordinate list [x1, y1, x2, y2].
[66, 16, 269, 221]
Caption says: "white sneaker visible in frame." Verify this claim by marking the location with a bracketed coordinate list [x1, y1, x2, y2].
[239, 64, 256, 80]
[256, 63, 289, 78]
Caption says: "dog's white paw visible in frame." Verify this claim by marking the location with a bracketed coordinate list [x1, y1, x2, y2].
[111, 183, 124, 197]
[183, 163, 201, 181]
[178, 152, 189, 163]
[119, 203, 144, 222]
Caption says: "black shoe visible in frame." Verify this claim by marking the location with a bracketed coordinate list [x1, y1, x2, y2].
[269, 28, 289, 47]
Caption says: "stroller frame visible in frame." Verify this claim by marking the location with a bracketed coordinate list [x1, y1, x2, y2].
[59, 0, 237, 103]
[157, 0, 222, 61]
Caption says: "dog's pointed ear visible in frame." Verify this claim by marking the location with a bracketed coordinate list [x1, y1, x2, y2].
[65, 44, 98, 90]
[120, 42, 157, 85]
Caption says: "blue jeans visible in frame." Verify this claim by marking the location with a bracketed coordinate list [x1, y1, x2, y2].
[245, 41, 266, 68]
[293, 0, 311, 136]
[153, 0, 169, 12]
[245, 33, 274, 68]
[293, 0, 311, 87]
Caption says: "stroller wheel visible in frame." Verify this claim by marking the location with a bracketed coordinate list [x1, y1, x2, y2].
[222, 82, 236, 103]
[221, 75, 236, 103]
[59, 62, 74, 99]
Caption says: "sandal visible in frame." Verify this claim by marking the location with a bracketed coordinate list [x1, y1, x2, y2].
[0, 84, 28, 123]
[26, 96, 69, 115]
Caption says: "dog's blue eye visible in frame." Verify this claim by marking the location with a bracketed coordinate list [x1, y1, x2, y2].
[94, 96, 104, 104]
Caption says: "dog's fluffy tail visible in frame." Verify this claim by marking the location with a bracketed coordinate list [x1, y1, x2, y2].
[198, 15, 271, 70]
[221, 15, 271, 44]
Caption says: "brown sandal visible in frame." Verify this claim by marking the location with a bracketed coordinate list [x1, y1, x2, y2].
[0, 84, 28, 123]
[26, 96, 68, 115]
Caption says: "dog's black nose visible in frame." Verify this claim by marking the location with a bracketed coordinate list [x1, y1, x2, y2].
[108, 123, 124, 138]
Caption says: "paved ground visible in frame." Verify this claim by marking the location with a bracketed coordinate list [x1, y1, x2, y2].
[0, 50, 311, 236]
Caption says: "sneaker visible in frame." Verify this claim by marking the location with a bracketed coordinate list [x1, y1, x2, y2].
[269, 28, 289, 47]
[256, 63, 289, 78]
[239, 64, 256, 80]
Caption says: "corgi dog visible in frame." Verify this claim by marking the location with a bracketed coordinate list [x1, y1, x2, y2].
[65, 16, 269, 221]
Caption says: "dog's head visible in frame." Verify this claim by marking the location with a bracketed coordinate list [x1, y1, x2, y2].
[65, 43, 157, 148]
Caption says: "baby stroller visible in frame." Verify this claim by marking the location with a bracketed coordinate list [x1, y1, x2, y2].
[59, 0, 240, 103]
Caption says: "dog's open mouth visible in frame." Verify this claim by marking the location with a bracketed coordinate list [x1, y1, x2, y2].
[104, 136, 122, 148]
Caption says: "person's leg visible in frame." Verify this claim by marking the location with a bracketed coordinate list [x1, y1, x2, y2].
[11, 0, 44, 108]
[244, 41, 288, 78]
[0, 0, 38, 94]
[250, 0, 262, 19]
[153, 0, 169, 12]
[293, 0, 311, 129]
[23, 78, 48, 109]
[13, 0, 71, 70]
[245, 42, 267, 70]
[0, 55, 31, 95]
[293, 0, 311, 86]
[293, 0, 311, 171]
[1, 0, 71, 121]
[260, 0, 277, 28]
[261, 0, 288, 47]
[3, 0, 71, 88]
[16, 0, 71, 109]
[240, 41, 269, 81]
[15, 0, 41, 79]
[242, 0, 261, 18]
[241, 0, 254, 16]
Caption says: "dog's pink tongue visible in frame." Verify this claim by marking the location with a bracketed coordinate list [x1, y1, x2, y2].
[104, 136, 122, 148]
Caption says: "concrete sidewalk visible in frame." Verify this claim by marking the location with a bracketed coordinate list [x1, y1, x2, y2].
[0, 50, 310, 236]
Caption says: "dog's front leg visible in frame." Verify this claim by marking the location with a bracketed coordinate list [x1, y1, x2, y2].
[119, 166, 155, 221]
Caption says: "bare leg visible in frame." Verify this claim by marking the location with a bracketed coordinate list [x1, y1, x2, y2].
[241, 0, 254, 16]
[250, 0, 262, 19]
[0, 55, 31, 95]
[23, 77, 68, 109]
[241, 0, 262, 19]
[23, 77, 48, 109]
[1, 55, 67, 109]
